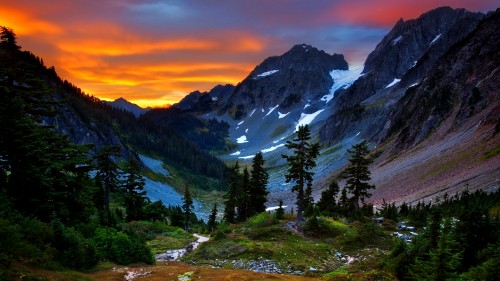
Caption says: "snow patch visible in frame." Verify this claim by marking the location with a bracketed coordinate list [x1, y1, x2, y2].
[266, 205, 288, 212]
[430, 33, 441, 45]
[245, 128, 248, 133]
[262, 143, 285, 153]
[356, 131, 361, 136]
[264, 104, 279, 118]
[249, 108, 256, 117]
[409, 82, 419, 88]
[138, 154, 168, 176]
[278, 111, 290, 119]
[273, 136, 288, 144]
[392, 35, 403, 46]
[261, 108, 265, 113]
[231, 151, 241, 156]
[236, 135, 248, 143]
[385, 78, 401, 88]
[321, 66, 364, 103]
[238, 155, 255, 160]
[303, 103, 310, 109]
[256, 70, 279, 77]
[295, 109, 325, 131]
[238, 120, 244, 125]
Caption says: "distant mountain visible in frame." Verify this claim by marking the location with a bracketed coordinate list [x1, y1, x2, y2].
[171, 7, 499, 208]
[106, 97, 149, 117]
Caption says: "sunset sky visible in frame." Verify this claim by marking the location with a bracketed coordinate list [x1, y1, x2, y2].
[1, 0, 497, 107]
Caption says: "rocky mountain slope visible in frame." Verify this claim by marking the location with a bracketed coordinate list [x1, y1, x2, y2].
[172, 6, 499, 208]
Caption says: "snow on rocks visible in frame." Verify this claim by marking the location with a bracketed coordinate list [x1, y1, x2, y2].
[230, 151, 241, 156]
[430, 33, 442, 45]
[278, 111, 290, 119]
[264, 105, 279, 118]
[261, 143, 285, 153]
[249, 108, 257, 117]
[295, 109, 325, 131]
[321, 66, 364, 103]
[392, 35, 403, 45]
[265, 205, 288, 212]
[256, 69, 279, 77]
[385, 78, 401, 88]
[238, 120, 244, 125]
[236, 135, 248, 143]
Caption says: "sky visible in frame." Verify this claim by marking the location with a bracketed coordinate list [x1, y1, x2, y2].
[1, 0, 497, 107]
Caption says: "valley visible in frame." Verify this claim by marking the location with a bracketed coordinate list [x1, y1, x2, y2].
[0, 4, 499, 281]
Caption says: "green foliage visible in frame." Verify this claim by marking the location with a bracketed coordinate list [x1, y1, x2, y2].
[93, 227, 154, 265]
[481, 145, 500, 160]
[275, 200, 285, 220]
[341, 141, 374, 213]
[317, 180, 340, 216]
[248, 152, 269, 217]
[246, 212, 277, 228]
[182, 186, 194, 231]
[282, 125, 320, 221]
[207, 203, 218, 232]
[51, 220, 99, 269]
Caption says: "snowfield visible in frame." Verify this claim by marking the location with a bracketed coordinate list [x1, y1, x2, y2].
[321, 66, 364, 103]
[385, 78, 401, 88]
[295, 109, 325, 131]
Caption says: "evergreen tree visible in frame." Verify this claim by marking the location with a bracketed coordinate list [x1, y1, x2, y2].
[410, 219, 462, 280]
[95, 146, 122, 225]
[341, 141, 374, 213]
[122, 160, 147, 221]
[182, 186, 193, 232]
[0, 26, 20, 51]
[248, 152, 269, 216]
[338, 187, 351, 217]
[237, 167, 250, 221]
[276, 200, 285, 220]
[207, 203, 218, 231]
[223, 162, 240, 223]
[282, 125, 320, 221]
[317, 180, 340, 216]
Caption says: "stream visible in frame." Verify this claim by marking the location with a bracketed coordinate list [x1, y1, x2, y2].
[156, 234, 210, 261]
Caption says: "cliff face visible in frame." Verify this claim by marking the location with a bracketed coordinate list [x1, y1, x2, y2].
[320, 7, 485, 144]
[386, 9, 500, 149]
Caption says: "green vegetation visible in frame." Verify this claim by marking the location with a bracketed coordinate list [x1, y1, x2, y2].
[482, 145, 500, 160]
[282, 125, 320, 221]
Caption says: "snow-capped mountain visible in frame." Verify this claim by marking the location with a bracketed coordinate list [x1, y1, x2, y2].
[168, 7, 500, 207]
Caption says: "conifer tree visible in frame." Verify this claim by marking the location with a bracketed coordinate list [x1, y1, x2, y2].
[317, 180, 340, 216]
[237, 167, 250, 221]
[95, 145, 121, 225]
[122, 159, 147, 221]
[276, 200, 285, 220]
[341, 141, 374, 213]
[282, 125, 320, 221]
[207, 203, 218, 231]
[338, 187, 351, 217]
[249, 152, 269, 216]
[223, 162, 240, 223]
[182, 186, 193, 232]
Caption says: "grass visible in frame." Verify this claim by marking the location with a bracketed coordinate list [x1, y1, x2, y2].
[481, 145, 500, 160]
[322, 145, 342, 156]
[183, 214, 393, 275]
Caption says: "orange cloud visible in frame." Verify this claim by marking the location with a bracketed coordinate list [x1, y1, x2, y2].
[0, 7, 62, 35]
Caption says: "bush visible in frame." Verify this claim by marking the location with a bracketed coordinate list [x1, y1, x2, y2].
[52, 220, 99, 269]
[93, 227, 154, 265]
[247, 213, 277, 228]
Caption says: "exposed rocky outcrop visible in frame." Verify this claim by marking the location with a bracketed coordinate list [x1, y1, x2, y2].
[221, 44, 347, 119]
[320, 7, 485, 144]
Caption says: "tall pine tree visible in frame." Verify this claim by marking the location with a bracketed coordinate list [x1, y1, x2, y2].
[182, 186, 193, 232]
[282, 125, 320, 221]
[317, 180, 340, 216]
[122, 159, 147, 221]
[249, 152, 269, 217]
[94, 145, 122, 225]
[223, 162, 240, 223]
[341, 141, 374, 213]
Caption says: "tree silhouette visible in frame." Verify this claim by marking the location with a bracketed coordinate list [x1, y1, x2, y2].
[341, 141, 374, 213]
[282, 125, 320, 221]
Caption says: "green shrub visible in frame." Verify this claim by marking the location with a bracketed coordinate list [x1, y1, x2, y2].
[52, 220, 99, 269]
[93, 227, 154, 265]
[247, 213, 276, 228]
